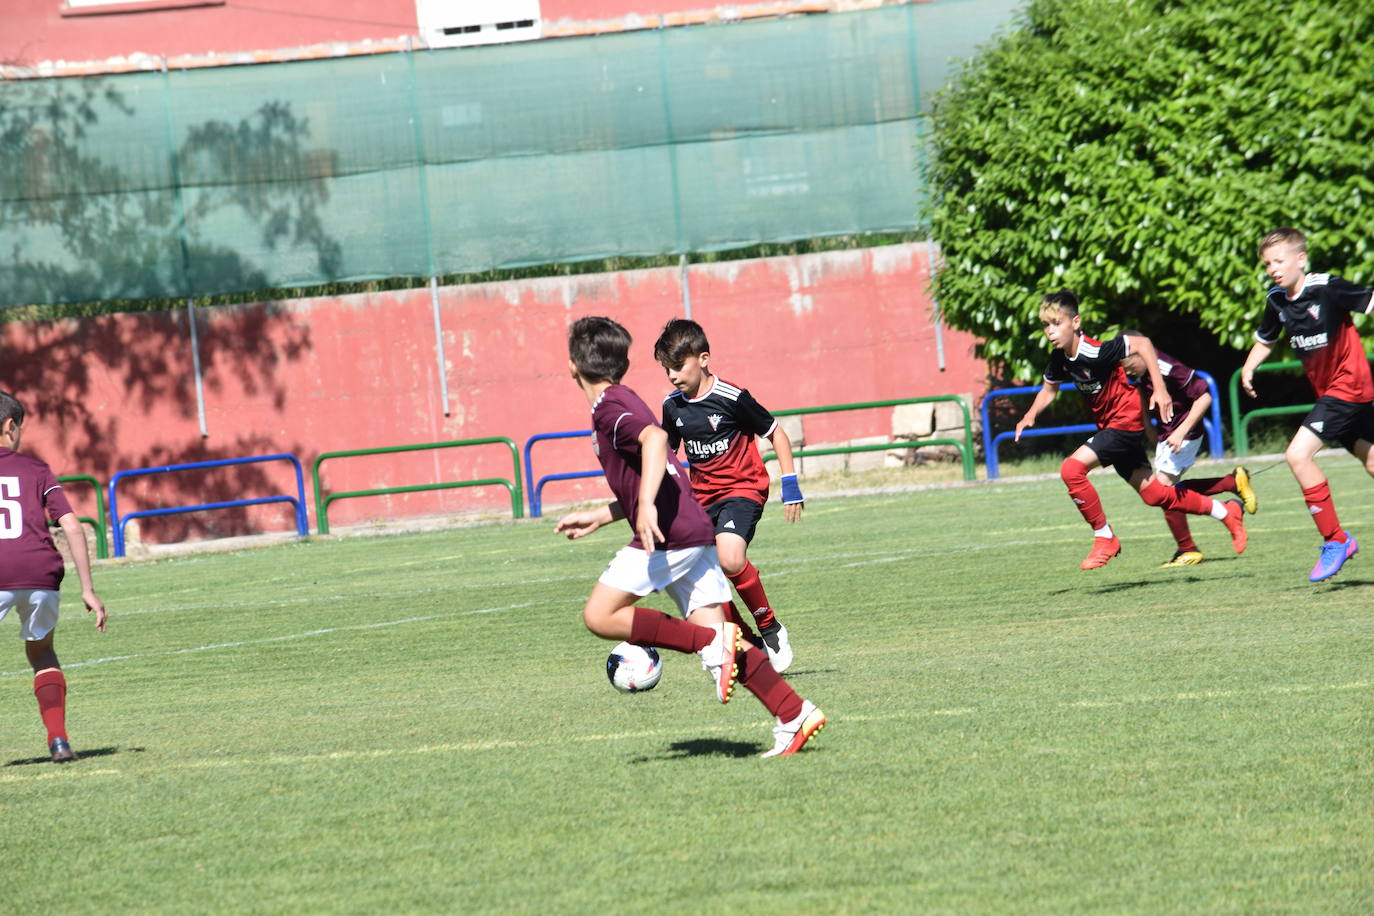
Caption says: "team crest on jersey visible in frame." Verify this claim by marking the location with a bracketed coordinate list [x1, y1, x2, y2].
[1307, 303, 1321, 321]
[707, 414, 723, 431]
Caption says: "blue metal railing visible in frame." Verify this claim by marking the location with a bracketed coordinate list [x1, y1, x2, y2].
[981, 371, 1224, 479]
[524, 429, 601, 519]
[108, 454, 309, 557]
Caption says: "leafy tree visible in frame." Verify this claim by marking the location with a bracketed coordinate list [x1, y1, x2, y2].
[922, 0, 1374, 381]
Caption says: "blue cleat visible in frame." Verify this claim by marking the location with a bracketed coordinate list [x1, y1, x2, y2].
[1309, 531, 1359, 582]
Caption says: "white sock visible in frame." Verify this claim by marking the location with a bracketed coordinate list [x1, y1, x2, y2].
[1093, 525, 1114, 539]
[1209, 499, 1228, 520]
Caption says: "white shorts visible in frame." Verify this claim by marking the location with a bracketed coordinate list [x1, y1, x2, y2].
[1153, 436, 1204, 478]
[598, 545, 732, 618]
[0, 590, 61, 641]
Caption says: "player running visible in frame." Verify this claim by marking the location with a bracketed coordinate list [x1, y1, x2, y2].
[1240, 227, 1374, 582]
[1120, 340, 1259, 567]
[654, 318, 801, 673]
[1015, 291, 1247, 570]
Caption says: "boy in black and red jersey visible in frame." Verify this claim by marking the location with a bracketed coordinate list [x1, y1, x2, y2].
[1240, 227, 1374, 582]
[0, 391, 107, 763]
[653, 319, 802, 673]
[1120, 342, 1259, 567]
[1015, 292, 1247, 570]
[554, 317, 824, 757]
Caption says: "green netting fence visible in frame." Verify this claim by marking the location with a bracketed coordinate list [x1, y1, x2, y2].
[0, 1, 1019, 308]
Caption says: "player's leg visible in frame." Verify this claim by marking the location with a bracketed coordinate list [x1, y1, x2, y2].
[1150, 439, 1204, 566]
[668, 555, 823, 754]
[1062, 440, 1123, 568]
[1178, 467, 1259, 514]
[712, 499, 792, 672]
[1289, 417, 1358, 581]
[1133, 459, 1246, 554]
[12, 590, 74, 762]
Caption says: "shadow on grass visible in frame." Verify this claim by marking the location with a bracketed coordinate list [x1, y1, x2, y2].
[632, 737, 760, 762]
[4, 746, 144, 767]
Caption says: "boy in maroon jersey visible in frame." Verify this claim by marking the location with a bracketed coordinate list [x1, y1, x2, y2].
[553, 317, 824, 757]
[1240, 227, 1374, 582]
[1120, 342, 1259, 567]
[0, 391, 106, 762]
[653, 319, 803, 673]
[1015, 292, 1247, 570]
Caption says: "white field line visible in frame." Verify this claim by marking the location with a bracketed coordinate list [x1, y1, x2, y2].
[4, 680, 1369, 782]
[0, 602, 535, 677]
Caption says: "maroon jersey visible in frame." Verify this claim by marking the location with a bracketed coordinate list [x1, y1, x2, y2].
[1043, 333, 1144, 431]
[591, 384, 715, 551]
[1256, 273, 1374, 402]
[661, 377, 776, 507]
[1133, 350, 1209, 440]
[0, 448, 74, 590]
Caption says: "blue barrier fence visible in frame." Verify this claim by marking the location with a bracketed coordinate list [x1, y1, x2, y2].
[109, 454, 309, 557]
[981, 371, 1224, 479]
[524, 430, 602, 520]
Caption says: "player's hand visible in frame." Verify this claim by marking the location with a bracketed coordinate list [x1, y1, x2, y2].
[1241, 370, 1257, 398]
[1014, 415, 1034, 442]
[554, 510, 602, 540]
[784, 501, 804, 523]
[83, 589, 107, 632]
[635, 504, 663, 554]
[1165, 430, 1186, 453]
[1150, 391, 1174, 425]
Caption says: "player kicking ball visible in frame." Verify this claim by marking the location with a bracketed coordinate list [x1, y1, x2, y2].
[653, 319, 800, 672]
[554, 316, 824, 758]
[0, 391, 107, 762]
[1119, 340, 1259, 567]
[1015, 292, 1247, 570]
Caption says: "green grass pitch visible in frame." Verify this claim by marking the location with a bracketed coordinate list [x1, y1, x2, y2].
[2, 457, 1371, 912]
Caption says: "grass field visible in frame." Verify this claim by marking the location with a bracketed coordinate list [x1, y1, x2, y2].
[3, 456, 1372, 912]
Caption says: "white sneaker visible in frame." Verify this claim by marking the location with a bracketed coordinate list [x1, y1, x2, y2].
[698, 621, 741, 704]
[762, 699, 826, 758]
[760, 621, 794, 673]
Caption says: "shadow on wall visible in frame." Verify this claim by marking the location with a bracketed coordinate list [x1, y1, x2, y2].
[1, 79, 335, 541]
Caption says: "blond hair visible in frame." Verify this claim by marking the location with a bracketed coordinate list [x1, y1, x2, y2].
[1258, 227, 1306, 259]
[1038, 289, 1079, 321]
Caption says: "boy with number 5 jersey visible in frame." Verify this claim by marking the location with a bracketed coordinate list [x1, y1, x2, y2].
[0, 391, 106, 762]
[654, 319, 802, 673]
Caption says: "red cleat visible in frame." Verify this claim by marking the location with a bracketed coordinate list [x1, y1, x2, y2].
[1080, 535, 1121, 570]
[1222, 500, 1247, 554]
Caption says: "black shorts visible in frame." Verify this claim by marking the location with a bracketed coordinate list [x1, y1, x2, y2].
[705, 497, 766, 544]
[1302, 396, 1374, 452]
[1083, 427, 1150, 482]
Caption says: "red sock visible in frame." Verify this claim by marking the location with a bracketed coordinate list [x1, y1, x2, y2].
[1163, 510, 1198, 552]
[1061, 458, 1107, 529]
[628, 607, 712, 653]
[1180, 474, 1234, 496]
[33, 668, 67, 743]
[727, 561, 777, 630]
[1140, 478, 1214, 515]
[737, 645, 804, 721]
[727, 602, 765, 648]
[1301, 481, 1344, 541]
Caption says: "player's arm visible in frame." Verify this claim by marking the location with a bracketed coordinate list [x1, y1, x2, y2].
[766, 424, 805, 523]
[1014, 382, 1059, 441]
[634, 425, 669, 553]
[1138, 387, 1158, 444]
[1240, 339, 1275, 398]
[55, 512, 106, 632]
[554, 501, 622, 540]
[1165, 390, 1211, 452]
[1126, 334, 1174, 425]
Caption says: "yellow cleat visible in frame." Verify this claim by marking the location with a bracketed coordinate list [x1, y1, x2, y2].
[1159, 549, 1204, 568]
[1234, 466, 1259, 514]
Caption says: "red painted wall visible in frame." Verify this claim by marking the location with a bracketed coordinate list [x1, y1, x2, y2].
[0, 244, 985, 545]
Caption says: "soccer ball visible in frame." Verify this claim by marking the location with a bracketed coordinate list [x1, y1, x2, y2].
[606, 642, 663, 693]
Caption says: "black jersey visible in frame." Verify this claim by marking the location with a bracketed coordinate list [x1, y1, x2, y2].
[1044, 333, 1144, 432]
[662, 377, 777, 507]
[1255, 273, 1374, 402]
